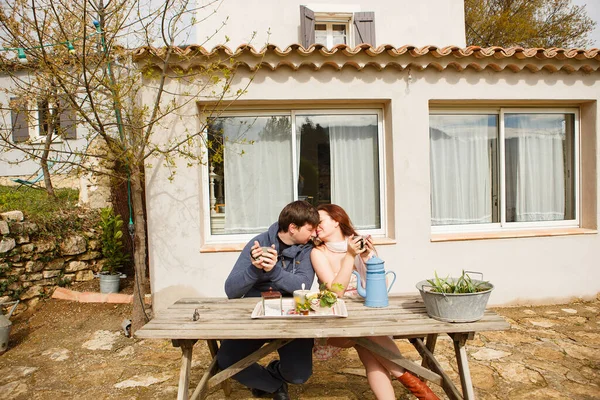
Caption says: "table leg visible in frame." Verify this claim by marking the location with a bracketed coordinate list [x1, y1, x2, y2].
[450, 333, 475, 400]
[421, 334, 438, 372]
[172, 339, 197, 400]
[206, 339, 232, 396]
[410, 338, 462, 400]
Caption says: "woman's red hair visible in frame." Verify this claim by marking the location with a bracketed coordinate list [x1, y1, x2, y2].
[317, 204, 358, 238]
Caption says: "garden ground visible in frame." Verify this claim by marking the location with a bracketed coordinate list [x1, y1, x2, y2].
[1, 281, 599, 400]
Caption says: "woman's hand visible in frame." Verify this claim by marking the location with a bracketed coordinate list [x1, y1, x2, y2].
[348, 236, 366, 257]
[359, 235, 375, 263]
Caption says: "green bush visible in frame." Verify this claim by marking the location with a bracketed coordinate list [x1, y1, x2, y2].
[0, 185, 84, 237]
[99, 207, 129, 275]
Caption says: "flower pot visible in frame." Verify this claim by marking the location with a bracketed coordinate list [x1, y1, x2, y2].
[99, 273, 120, 294]
[416, 279, 494, 323]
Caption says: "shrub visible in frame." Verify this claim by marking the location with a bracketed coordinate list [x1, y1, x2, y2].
[0, 185, 85, 237]
[99, 208, 129, 275]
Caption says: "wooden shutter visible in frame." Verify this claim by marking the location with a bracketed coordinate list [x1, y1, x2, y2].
[354, 12, 376, 46]
[59, 96, 77, 139]
[300, 5, 315, 48]
[10, 97, 29, 143]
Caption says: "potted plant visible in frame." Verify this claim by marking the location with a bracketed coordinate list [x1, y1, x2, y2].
[416, 270, 494, 323]
[99, 207, 129, 294]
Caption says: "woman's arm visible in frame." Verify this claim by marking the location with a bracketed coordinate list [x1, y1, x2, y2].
[311, 248, 356, 296]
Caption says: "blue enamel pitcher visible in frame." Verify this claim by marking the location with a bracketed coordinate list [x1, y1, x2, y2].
[352, 256, 396, 307]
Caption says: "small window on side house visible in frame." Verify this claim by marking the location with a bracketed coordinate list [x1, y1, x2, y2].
[9, 96, 77, 142]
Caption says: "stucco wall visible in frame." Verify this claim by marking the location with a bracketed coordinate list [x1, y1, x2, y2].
[145, 66, 599, 312]
[196, 0, 466, 48]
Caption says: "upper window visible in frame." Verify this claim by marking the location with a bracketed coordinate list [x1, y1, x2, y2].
[205, 109, 384, 242]
[300, 6, 376, 48]
[315, 22, 349, 47]
[429, 108, 578, 232]
[10, 96, 77, 143]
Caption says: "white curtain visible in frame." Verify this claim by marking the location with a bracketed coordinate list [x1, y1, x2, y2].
[505, 114, 565, 222]
[223, 117, 293, 233]
[329, 118, 379, 229]
[429, 115, 493, 225]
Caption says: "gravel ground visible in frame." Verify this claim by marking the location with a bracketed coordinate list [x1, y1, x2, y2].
[1, 287, 599, 400]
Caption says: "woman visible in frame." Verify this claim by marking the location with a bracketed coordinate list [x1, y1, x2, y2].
[311, 204, 439, 400]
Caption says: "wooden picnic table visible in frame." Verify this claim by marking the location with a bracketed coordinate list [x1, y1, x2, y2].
[135, 295, 510, 400]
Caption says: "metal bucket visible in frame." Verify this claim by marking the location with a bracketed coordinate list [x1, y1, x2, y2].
[1, 300, 19, 354]
[99, 274, 120, 294]
[416, 278, 493, 323]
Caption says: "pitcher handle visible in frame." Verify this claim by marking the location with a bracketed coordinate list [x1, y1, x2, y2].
[385, 271, 396, 293]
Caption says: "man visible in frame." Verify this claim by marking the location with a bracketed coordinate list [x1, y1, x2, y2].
[217, 201, 319, 400]
[218, 200, 319, 400]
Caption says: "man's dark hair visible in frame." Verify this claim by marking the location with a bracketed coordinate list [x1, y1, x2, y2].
[278, 200, 319, 232]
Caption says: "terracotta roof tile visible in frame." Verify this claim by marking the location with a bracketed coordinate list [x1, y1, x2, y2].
[133, 44, 600, 74]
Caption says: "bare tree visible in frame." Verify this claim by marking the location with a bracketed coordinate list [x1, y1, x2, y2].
[0, 0, 255, 331]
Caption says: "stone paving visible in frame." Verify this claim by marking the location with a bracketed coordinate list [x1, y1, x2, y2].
[0, 296, 598, 399]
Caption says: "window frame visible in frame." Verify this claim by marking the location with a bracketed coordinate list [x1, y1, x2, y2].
[314, 13, 353, 48]
[10, 98, 74, 143]
[201, 107, 386, 244]
[430, 107, 580, 234]
[34, 100, 60, 140]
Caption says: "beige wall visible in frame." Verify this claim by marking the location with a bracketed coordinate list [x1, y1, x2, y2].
[196, 0, 466, 49]
[145, 67, 599, 312]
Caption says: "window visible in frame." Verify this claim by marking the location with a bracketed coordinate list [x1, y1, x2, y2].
[206, 109, 384, 241]
[300, 6, 376, 48]
[429, 108, 578, 232]
[315, 22, 349, 48]
[10, 96, 77, 143]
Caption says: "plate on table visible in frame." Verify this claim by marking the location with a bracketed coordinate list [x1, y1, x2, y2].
[251, 298, 348, 319]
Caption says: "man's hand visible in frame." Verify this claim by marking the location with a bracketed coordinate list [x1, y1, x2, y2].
[250, 242, 277, 271]
[261, 245, 277, 272]
[250, 241, 264, 270]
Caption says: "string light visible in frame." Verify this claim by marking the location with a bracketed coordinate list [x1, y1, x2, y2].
[1, 21, 101, 62]
[17, 48, 27, 63]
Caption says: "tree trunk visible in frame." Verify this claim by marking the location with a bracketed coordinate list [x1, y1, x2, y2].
[41, 117, 55, 198]
[130, 164, 149, 334]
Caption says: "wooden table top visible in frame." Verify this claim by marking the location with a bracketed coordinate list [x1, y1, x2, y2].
[135, 295, 510, 340]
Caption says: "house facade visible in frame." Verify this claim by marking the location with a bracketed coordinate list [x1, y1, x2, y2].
[142, 0, 600, 312]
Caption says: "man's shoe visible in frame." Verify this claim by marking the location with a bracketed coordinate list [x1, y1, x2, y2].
[272, 382, 290, 400]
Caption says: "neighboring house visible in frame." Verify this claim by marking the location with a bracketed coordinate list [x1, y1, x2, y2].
[139, 0, 600, 312]
[0, 73, 87, 178]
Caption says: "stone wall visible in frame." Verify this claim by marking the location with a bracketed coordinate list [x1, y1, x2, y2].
[0, 210, 105, 312]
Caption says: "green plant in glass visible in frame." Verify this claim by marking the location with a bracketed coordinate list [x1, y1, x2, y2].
[426, 270, 490, 294]
[307, 283, 344, 309]
[99, 208, 129, 275]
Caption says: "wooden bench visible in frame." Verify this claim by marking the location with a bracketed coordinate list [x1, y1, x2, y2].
[136, 295, 510, 400]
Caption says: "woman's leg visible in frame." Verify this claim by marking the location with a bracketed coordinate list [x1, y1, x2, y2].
[356, 345, 396, 400]
[365, 336, 406, 377]
[360, 337, 440, 400]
